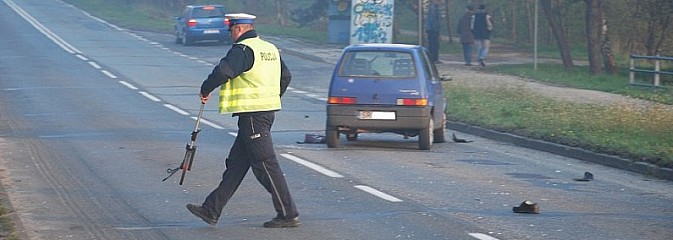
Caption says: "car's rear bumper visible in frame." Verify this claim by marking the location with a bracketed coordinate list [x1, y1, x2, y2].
[327, 104, 431, 130]
[185, 28, 228, 40]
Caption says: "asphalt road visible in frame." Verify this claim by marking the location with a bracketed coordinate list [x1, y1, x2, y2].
[1, 0, 672, 239]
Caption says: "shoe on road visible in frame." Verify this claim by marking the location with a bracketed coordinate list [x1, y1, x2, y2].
[186, 204, 218, 226]
[263, 216, 301, 228]
[512, 200, 540, 214]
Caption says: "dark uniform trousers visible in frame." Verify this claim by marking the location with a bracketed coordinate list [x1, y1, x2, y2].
[202, 111, 298, 220]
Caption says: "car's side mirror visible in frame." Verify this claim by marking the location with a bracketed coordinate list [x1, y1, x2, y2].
[440, 74, 452, 81]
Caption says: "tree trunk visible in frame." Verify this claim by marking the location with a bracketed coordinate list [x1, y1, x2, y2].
[540, 0, 574, 69]
[585, 0, 603, 75]
[275, 0, 289, 26]
[511, 0, 517, 42]
[444, 0, 452, 44]
[601, 15, 618, 74]
[244, 0, 260, 14]
[526, 0, 533, 43]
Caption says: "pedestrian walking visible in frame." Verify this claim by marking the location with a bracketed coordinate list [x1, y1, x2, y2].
[186, 13, 299, 228]
[471, 4, 493, 67]
[457, 5, 475, 66]
[425, 0, 442, 63]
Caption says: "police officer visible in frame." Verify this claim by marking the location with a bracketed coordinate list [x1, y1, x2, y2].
[186, 13, 299, 228]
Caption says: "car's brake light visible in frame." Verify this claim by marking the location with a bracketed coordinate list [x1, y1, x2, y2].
[224, 18, 230, 26]
[202, 6, 216, 10]
[397, 98, 427, 106]
[187, 19, 197, 27]
[328, 96, 357, 104]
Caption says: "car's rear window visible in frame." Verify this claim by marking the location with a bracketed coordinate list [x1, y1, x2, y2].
[192, 7, 224, 18]
[339, 51, 416, 78]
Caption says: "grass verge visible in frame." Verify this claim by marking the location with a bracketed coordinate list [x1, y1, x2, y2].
[446, 84, 673, 168]
[0, 196, 18, 239]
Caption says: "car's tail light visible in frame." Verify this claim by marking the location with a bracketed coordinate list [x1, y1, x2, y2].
[397, 98, 427, 106]
[187, 19, 197, 27]
[328, 96, 357, 104]
[224, 18, 230, 27]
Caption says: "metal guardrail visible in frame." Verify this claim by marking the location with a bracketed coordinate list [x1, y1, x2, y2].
[629, 54, 673, 87]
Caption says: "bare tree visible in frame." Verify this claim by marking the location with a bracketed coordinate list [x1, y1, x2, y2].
[601, 16, 618, 74]
[540, 0, 574, 69]
[639, 0, 673, 55]
[584, 0, 603, 74]
[444, 0, 453, 43]
[275, 0, 289, 26]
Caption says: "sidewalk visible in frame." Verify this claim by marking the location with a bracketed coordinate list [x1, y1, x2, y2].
[266, 35, 673, 181]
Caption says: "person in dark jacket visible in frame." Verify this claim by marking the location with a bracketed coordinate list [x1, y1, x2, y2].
[457, 5, 475, 66]
[425, 0, 442, 63]
[186, 13, 299, 228]
[471, 4, 493, 67]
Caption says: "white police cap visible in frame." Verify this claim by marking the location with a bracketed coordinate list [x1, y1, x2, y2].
[225, 13, 256, 27]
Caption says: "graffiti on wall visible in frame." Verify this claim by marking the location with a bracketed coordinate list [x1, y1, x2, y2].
[350, 0, 394, 44]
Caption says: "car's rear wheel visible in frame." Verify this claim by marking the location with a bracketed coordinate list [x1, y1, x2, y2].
[433, 113, 446, 143]
[419, 118, 433, 150]
[326, 125, 339, 148]
[182, 34, 193, 46]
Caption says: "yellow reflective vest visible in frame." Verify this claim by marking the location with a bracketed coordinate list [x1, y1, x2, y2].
[219, 37, 282, 114]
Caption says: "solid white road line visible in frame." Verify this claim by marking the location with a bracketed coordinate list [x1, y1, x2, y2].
[3, 0, 81, 54]
[354, 185, 403, 202]
[280, 153, 344, 178]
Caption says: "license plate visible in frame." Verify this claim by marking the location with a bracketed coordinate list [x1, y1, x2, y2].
[358, 111, 396, 120]
[203, 29, 220, 34]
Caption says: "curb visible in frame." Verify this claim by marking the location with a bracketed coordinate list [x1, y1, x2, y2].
[447, 121, 673, 181]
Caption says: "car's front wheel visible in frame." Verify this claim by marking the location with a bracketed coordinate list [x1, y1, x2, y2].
[326, 125, 339, 148]
[419, 118, 433, 150]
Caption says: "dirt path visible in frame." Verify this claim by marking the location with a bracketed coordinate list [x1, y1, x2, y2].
[447, 66, 669, 108]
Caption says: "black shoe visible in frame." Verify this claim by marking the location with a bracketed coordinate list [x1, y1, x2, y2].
[465, 63, 473, 66]
[574, 171, 594, 181]
[186, 204, 217, 226]
[263, 216, 301, 228]
[512, 200, 540, 214]
[479, 59, 486, 67]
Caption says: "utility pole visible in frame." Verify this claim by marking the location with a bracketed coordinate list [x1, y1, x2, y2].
[418, 0, 423, 45]
[534, 0, 538, 71]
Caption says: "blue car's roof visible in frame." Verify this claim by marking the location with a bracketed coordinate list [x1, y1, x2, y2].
[187, 5, 224, 8]
[344, 43, 422, 52]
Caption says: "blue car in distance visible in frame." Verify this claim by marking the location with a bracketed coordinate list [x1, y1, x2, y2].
[326, 44, 451, 150]
[174, 5, 230, 45]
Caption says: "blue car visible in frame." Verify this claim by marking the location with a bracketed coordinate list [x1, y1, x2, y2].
[174, 5, 230, 45]
[326, 44, 451, 150]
